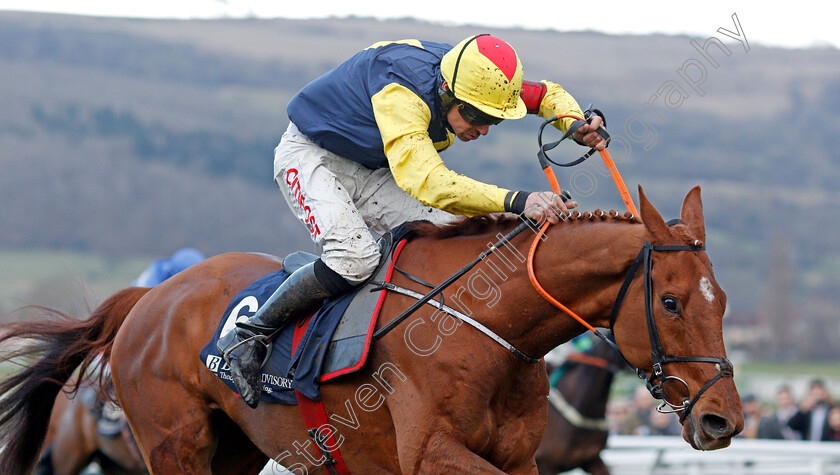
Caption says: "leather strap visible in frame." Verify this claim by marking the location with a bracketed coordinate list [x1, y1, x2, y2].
[292, 316, 351, 475]
[548, 388, 609, 431]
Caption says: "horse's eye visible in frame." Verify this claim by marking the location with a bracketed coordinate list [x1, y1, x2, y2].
[662, 297, 681, 315]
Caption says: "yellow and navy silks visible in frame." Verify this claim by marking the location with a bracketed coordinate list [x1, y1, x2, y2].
[287, 40, 583, 216]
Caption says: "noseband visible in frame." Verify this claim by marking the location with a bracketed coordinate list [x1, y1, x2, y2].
[533, 109, 732, 421]
[607, 240, 734, 422]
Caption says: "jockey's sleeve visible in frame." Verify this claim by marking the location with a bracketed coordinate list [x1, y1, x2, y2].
[521, 80, 585, 133]
[371, 83, 513, 216]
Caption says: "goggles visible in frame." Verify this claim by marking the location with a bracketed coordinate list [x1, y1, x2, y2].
[447, 34, 505, 127]
[457, 101, 504, 126]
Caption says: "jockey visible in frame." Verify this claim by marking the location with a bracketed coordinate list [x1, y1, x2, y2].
[132, 247, 206, 287]
[218, 34, 608, 407]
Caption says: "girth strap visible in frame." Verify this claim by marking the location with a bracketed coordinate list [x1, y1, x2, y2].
[291, 315, 351, 475]
[373, 281, 539, 364]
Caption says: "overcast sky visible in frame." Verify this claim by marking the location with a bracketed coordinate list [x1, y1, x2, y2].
[0, 0, 838, 50]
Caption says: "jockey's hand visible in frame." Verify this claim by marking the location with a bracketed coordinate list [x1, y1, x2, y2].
[572, 115, 607, 151]
[523, 191, 578, 224]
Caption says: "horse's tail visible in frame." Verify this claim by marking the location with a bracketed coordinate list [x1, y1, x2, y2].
[0, 286, 150, 475]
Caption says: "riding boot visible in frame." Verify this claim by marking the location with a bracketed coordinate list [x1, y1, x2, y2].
[217, 260, 350, 408]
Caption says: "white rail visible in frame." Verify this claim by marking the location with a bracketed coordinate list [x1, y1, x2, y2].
[261, 435, 840, 475]
[598, 435, 840, 475]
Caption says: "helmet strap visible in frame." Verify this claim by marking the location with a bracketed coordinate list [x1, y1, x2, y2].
[437, 75, 456, 132]
[450, 33, 489, 97]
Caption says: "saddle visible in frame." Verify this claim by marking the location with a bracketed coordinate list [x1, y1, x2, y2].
[200, 228, 410, 404]
[283, 232, 394, 379]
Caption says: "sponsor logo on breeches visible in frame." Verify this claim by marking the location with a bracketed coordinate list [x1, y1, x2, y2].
[286, 168, 321, 240]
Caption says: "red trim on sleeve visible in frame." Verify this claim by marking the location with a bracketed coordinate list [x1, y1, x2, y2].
[520, 80, 547, 114]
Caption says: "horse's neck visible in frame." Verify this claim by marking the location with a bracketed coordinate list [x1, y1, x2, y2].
[405, 218, 644, 360]
[443, 219, 645, 359]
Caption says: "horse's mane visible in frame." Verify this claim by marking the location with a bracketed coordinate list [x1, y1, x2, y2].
[406, 209, 640, 240]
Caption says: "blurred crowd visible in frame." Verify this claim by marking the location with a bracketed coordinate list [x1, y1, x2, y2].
[606, 379, 840, 441]
[607, 385, 683, 437]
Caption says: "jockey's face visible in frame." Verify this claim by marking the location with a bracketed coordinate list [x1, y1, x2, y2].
[446, 105, 491, 142]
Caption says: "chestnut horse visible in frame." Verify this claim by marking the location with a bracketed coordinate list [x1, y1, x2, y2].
[535, 335, 627, 475]
[36, 377, 147, 475]
[0, 186, 743, 474]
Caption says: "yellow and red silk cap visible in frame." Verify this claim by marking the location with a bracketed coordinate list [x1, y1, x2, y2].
[441, 34, 527, 120]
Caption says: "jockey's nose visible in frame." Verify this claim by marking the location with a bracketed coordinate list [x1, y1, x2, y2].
[476, 124, 490, 136]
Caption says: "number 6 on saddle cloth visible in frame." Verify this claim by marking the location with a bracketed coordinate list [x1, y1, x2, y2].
[200, 228, 409, 404]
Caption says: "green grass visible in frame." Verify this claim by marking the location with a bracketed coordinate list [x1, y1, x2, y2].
[0, 249, 152, 319]
[738, 362, 840, 378]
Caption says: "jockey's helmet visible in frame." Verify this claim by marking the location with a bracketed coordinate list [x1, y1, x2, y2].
[440, 34, 527, 122]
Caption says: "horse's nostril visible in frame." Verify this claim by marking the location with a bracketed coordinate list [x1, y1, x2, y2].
[701, 413, 731, 437]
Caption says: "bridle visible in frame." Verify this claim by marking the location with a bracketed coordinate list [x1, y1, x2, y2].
[373, 109, 734, 423]
[606, 236, 734, 422]
[529, 222, 733, 422]
[529, 112, 734, 423]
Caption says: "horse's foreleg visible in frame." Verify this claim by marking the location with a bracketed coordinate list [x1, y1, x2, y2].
[50, 396, 99, 475]
[398, 431, 537, 475]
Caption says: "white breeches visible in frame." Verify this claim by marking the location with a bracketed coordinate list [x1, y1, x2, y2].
[273, 122, 456, 283]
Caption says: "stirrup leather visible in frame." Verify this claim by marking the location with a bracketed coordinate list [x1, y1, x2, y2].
[236, 321, 279, 335]
[219, 331, 274, 369]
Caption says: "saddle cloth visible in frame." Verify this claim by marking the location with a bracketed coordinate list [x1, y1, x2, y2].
[199, 237, 408, 405]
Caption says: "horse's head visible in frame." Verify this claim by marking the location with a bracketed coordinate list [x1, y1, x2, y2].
[611, 185, 743, 450]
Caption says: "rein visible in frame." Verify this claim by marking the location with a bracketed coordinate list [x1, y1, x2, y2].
[372, 221, 539, 364]
[373, 281, 538, 363]
[372, 221, 531, 340]
[538, 110, 639, 216]
[369, 109, 631, 364]
[529, 111, 732, 422]
[370, 109, 732, 422]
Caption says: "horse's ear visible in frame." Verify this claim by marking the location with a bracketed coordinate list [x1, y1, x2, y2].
[638, 185, 670, 243]
[680, 185, 706, 243]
